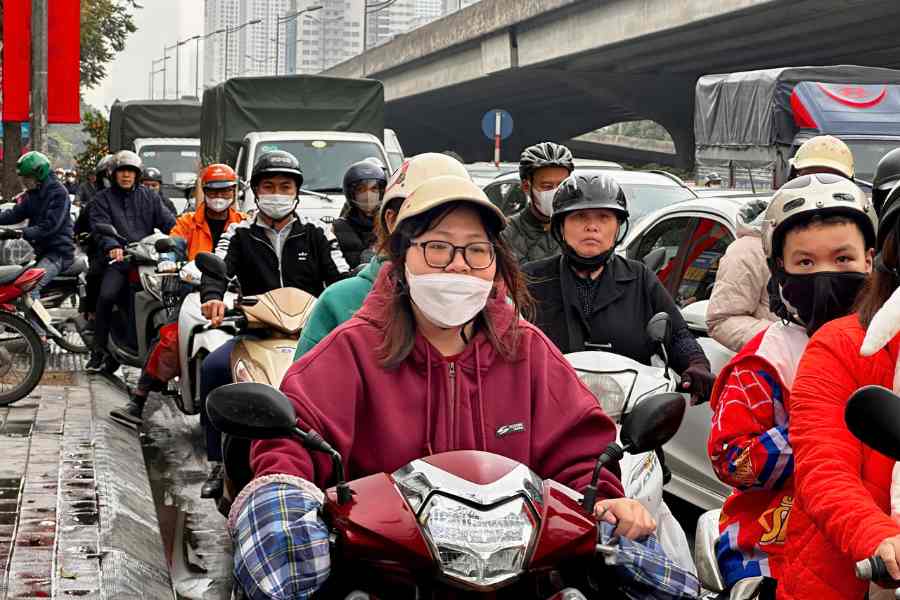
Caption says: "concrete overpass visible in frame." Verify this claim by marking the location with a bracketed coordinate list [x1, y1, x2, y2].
[326, 0, 900, 167]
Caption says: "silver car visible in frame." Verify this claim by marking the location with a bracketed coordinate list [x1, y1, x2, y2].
[619, 193, 771, 510]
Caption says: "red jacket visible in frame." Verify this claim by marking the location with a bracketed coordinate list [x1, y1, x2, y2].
[251, 265, 624, 500]
[707, 323, 808, 588]
[782, 314, 900, 600]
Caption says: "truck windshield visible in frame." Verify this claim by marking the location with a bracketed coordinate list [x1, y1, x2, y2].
[254, 140, 385, 192]
[844, 139, 900, 183]
[139, 146, 201, 185]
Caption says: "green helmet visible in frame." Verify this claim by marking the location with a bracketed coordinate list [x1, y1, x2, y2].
[16, 151, 51, 182]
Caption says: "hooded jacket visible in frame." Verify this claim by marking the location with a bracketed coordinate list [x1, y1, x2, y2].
[0, 175, 74, 260]
[294, 256, 384, 360]
[780, 315, 900, 600]
[169, 201, 245, 260]
[501, 207, 559, 264]
[706, 216, 777, 353]
[252, 265, 624, 500]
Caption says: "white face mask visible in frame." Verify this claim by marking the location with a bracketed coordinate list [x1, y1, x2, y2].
[354, 190, 381, 214]
[256, 194, 296, 220]
[206, 196, 233, 213]
[406, 266, 493, 329]
[533, 188, 556, 217]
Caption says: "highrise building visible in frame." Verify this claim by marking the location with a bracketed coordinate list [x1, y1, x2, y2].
[367, 0, 443, 49]
[440, 0, 479, 14]
[203, 0, 241, 87]
[288, 0, 365, 75]
[238, 0, 291, 77]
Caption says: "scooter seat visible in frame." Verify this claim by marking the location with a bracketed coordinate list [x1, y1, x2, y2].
[0, 265, 28, 285]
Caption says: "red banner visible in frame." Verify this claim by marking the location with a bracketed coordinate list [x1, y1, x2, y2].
[47, 0, 81, 123]
[2, 0, 32, 122]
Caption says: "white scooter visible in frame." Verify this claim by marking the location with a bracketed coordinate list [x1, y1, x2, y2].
[565, 312, 696, 574]
[173, 260, 238, 415]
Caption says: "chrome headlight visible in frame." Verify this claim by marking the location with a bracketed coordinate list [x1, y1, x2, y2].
[140, 271, 163, 302]
[421, 495, 536, 589]
[575, 371, 635, 421]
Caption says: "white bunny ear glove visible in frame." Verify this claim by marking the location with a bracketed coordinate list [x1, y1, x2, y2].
[861, 286, 900, 357]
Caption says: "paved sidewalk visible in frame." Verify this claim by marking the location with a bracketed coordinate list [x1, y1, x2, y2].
[0, 368, 173, 600]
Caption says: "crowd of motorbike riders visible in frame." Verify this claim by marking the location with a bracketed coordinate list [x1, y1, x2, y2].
[9, 132, 900, 599]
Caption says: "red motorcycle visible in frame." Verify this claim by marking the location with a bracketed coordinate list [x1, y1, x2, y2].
[0, 262, 48, 406]
[208, 383, 687, 599]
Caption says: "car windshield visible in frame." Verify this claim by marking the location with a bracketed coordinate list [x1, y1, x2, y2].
[138, 146, 201, 185]
[254, 140, 385, 192]
[618, 183, 696, 222]
[844, 139, 900, 183]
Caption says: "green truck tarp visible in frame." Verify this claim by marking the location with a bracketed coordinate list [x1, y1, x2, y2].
[200, 74, 384, 166]
[108, 99, 202, 152]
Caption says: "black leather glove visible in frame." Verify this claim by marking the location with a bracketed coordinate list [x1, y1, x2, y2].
[680, 358, 714, 405]
[0, 229, 23, 240]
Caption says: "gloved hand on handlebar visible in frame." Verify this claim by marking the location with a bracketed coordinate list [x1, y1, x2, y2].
[680, 358, 715, 405]
[233, 482, 331, 600]
[0, 229, 23, 240]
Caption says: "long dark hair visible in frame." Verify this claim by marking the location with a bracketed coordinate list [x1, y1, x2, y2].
[375, 201, 533, 368]
[856, 229, 900, 327]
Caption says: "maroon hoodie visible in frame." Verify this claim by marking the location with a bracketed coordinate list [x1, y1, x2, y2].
[251, 265, 623, 500]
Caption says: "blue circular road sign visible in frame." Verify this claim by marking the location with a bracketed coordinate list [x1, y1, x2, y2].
[481, 109, 514, 141]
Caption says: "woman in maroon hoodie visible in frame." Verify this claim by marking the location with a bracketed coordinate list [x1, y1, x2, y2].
[229, 175, 653, 599]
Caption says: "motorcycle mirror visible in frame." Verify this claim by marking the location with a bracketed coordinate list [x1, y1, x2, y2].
[154, 237, 177, 253]
[195, 251, 228, 280]
[620, 392, 686, 453]
[642, 247, 667, 273]
[845, 385, 900, 461]
[646, 312, 672, 347]
[207, 382, 297, 440]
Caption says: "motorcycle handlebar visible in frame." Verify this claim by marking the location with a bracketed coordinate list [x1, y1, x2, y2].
[855, 555, 900, 586]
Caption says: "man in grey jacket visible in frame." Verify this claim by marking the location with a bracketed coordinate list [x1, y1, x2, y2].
[501, 142, 573, 265]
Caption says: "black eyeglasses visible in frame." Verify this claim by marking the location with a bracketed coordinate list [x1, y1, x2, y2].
[410, 240, 496, 270]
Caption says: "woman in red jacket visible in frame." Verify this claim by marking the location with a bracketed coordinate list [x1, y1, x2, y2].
[228, 175, 657, 599]
[783, 177, 900, 598]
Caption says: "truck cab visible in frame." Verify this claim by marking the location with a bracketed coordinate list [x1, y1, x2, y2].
[135, 137, 201, 213]
[235, 131, 390, 227]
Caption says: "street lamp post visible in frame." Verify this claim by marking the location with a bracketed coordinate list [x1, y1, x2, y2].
[151, 56, 170, 99]
[175, 36, 199, 98]
[275, 5, 322, 76]
[225, 18, 262, 80]
[163, 43, 177, 98]
[304, 13, 343, 73]
[198, 28, 225, 94]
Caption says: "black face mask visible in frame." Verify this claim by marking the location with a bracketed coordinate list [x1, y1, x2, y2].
[777, 270, 867, 336]
[562, 244, 615, 271]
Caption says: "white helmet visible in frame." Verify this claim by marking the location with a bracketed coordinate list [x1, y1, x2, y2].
[790, 135, 854, 179]
[761, 173, 876, 262]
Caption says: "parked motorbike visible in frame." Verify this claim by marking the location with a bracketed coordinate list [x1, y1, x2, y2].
[80, 224, 173, 372]
[565, 312, 694, 573]
[208, 381, 689, 599]
[0, 263, 47, 406]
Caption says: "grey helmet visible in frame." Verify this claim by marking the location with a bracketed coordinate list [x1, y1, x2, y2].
[112, 150, 143, 175]
[519, 142, 574, 182]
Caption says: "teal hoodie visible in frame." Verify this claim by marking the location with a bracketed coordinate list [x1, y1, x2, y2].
[295, 256, 386, 360]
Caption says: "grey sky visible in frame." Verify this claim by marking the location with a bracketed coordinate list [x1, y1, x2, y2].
[83, 0, 205, 112]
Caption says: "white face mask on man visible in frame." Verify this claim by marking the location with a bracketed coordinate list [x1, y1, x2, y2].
[256, 194, 296, 220]
[405, 267, 493, 328]
[532, 188, 556, 217]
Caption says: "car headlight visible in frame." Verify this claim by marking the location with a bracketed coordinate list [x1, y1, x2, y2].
[140, 272, 163, 302]
[575, 371, 635, 421]
[421, 495, 535, 589]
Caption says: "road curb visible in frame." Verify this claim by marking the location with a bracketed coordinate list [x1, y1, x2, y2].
[89, 374, 174, 600]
